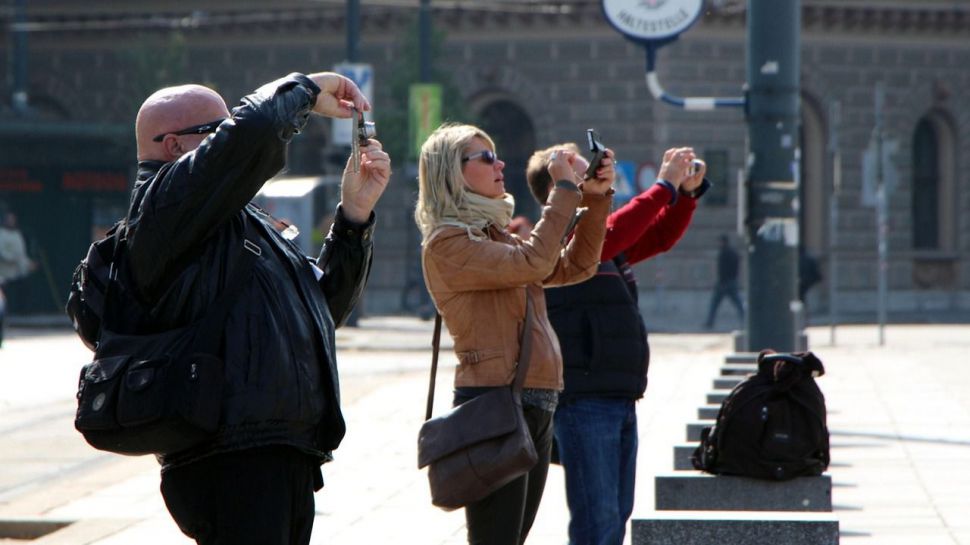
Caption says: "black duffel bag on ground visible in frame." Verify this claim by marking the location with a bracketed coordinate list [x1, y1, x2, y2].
[691, 350, 830, 481]
[417, 294, 538, 511]
[73, 219, 261, 456]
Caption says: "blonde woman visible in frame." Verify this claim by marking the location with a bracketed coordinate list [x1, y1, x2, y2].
[416, 123, 613, 544]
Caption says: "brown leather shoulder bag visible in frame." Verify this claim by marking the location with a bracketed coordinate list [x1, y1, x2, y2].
[416, 292, 538, 511]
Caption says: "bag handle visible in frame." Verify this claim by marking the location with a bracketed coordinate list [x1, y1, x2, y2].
[757, 351, 825, 394]
[424, 288, 535, 421]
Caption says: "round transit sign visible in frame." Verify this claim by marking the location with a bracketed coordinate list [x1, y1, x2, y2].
[602, 0, 705, 44]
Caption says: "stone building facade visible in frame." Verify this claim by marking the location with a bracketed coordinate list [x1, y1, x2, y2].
[2, 0, 968, 328]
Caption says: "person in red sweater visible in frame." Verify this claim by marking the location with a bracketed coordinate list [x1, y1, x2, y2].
[526, 143, 709, 545]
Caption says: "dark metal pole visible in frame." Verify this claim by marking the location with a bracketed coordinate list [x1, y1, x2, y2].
[828, 100, 841, 346]
[12, 0, 29, 113]
[418, 0, 431, 82]
[874, 83, 887, 346]
[744, 0, 801, 352]
[346, 0, 359, 62]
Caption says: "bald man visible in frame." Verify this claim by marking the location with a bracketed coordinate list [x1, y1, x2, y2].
[117, 72, 390, 545]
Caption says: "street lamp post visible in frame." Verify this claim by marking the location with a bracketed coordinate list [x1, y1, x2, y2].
[602, 0, 803, 351]
[346, 0, 359, 62]
[744, 0, 801, 352]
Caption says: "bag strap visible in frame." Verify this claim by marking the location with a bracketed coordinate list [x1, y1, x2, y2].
[424, 313, 443, 421]
[510, 290, 535, 394]
[96, 190, 144, 346]
[424, 288, 535, 421]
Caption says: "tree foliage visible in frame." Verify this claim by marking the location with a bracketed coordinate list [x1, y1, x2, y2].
[376, 17, 474, 167]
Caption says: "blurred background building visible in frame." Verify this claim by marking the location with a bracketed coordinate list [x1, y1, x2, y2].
[0, 0, 967, 330]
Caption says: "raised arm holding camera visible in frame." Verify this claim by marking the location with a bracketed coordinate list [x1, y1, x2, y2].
[527, 141, 709, 545]
[120, 71, 389, 545]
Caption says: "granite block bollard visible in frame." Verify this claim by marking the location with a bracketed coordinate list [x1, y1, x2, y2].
[655, 473, 833, 512]
[632, 511, 839, 545]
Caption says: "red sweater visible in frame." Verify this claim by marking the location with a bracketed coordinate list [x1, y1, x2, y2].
[601, 184, 697, 265]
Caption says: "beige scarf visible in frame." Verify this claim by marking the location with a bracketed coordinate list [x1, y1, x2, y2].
[438, 192, 515, 240]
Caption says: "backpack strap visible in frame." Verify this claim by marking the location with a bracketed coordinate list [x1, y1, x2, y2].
[96, 190, 146, 346]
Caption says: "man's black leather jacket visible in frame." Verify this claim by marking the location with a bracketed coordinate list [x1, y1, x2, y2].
[124, 73, 373, 470]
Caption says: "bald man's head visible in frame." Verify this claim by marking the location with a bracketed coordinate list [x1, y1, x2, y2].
[135, 84, 230, 162]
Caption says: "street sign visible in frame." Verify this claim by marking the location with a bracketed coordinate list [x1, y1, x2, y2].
[332, 62, 374, 147]
[409, 83, 442, 159]
[613, 160, 637, 204]
[861, 138, 898, 208]
[636, 161, 658, 192]
[601, 0, 705, 46]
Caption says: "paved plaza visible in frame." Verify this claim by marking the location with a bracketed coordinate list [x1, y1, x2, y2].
[0, 318, 967, 544]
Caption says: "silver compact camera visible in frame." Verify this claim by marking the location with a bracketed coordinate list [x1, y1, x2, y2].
[350, 108, 377, 174]
[688, 159, 704, 177]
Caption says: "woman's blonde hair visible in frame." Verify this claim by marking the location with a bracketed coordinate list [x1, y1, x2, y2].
[414, 123, 514, 241]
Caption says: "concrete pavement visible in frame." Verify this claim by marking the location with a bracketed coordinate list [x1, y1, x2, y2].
[0, 318, 968, 544]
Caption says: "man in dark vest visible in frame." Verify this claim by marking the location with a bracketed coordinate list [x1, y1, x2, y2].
[527, 144, 708, 545]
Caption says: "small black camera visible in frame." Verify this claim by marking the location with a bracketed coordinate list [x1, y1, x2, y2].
[584, 129, 606, 180]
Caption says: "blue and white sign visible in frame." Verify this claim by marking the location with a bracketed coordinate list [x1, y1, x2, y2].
[602, 0, 704, 45]
[613, 160, 638, 204]
[636, 161, 658, 192]
[332, 62, 374, 146]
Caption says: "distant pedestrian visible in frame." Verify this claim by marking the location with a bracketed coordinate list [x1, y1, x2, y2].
[704, 234, 744, 329]
[0, 211, 37, 346]
[799, 247, 822, 302]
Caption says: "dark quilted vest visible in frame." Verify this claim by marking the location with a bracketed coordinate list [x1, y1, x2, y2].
[545, 255, 649, 402]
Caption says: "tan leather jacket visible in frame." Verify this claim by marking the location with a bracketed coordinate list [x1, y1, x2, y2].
[422, 184, 611, 390]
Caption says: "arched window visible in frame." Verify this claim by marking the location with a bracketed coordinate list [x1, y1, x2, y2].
[476, 100, 538, 220]
[911, 118, 939, 249]
[910, 111, 958, 291]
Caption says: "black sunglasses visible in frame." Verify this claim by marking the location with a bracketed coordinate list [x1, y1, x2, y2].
[461, 149, 498, 165]
[152, 118, 225, 143]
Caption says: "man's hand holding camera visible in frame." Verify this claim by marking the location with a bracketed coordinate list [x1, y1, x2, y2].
[307, 72, 371, 118]
[342, 138, 391, 223]
[658, 147, 704, 190]
[305, 72, 390, 224]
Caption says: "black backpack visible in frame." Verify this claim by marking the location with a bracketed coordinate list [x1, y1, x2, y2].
[692, 350, 830, 481]
[65, 221, 125, 350]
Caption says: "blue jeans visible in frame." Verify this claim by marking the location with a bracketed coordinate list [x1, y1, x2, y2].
[554, 398, 638, 545]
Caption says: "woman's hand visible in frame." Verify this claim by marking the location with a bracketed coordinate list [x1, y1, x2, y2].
[582, 148, 615, 196]
[547, 149, 580, 187]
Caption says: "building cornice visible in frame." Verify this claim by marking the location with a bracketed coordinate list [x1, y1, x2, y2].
[2, 2, 967, 40]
